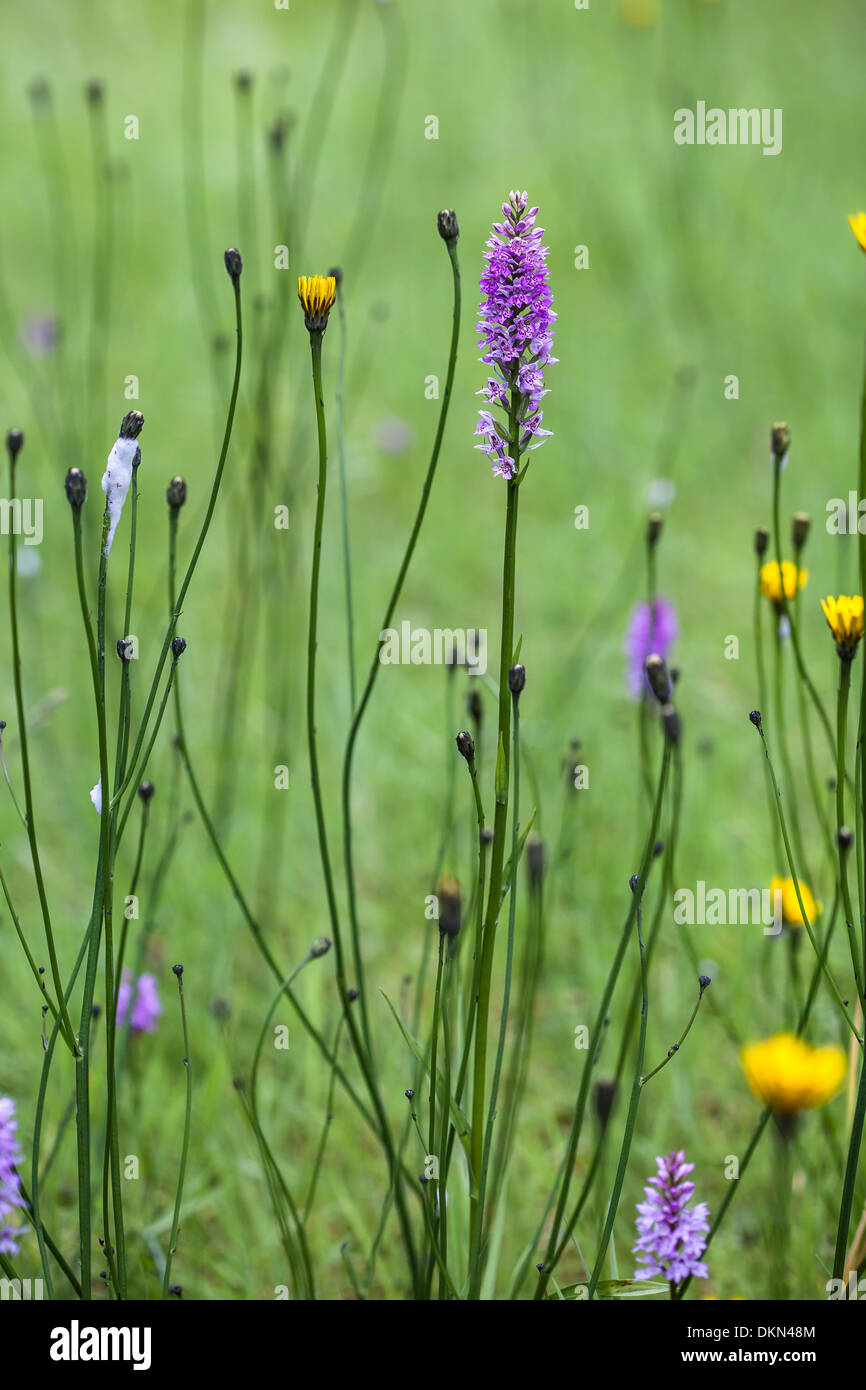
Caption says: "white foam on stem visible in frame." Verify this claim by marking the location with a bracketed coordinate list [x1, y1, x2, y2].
[90, 779, 102, 814]
[101, 436, 139, 558]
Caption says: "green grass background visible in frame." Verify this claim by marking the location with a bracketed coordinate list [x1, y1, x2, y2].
[1, 0, 865, 1298]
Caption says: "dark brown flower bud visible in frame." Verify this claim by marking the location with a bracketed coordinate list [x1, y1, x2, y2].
[224, 247, 243, 280]
[456, 730, 475, 764]
[171, 636, 187, 659]
[166, 476, 187, 510]
[138, 781, 155, 803]
[65, 467, 87, 509]
[467, 687, 483, 727]
[310, 936, 332, 958]
[647, 513, 663, 547]
[644, 653, 672, 704]
[791, 512, 811, 552]
[838, 826, 854, 853]
[6, 429, 24, 462]
[508, 663, 526, 696]
[754, 526, 770, 557]
[119, 410, 144, 440]
[436, 876, 462, 939]
[86, 80, 104, 107]
[594, 1079, 617, 1129]
[437, 209, 459, 245]
[770, 422, 790, 461]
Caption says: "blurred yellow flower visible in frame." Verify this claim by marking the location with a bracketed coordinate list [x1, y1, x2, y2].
[821, 594, 864, 655]
[759, 560, 808, 608]
[741, 1033, 846, 1115]
[849, 212, 866, 254]
[769, 874, 821, 927]
[618, 0, 660, 26]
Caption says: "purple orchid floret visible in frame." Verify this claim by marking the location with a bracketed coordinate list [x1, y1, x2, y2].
[475, 190, 557, 480]
[116, 970, 163, 1035]
[633, 1150, 710, 1285]
[0, 1097, 27, 1255]
[625, 596, 678, 699]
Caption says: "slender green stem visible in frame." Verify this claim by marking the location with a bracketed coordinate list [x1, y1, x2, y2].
[162, 968, 193, 1297]
[836, 657, 865, 1001]
[7, 448, 77, 1056]
[470, 476, 519, 1253]
[341, 237, 460, 1062]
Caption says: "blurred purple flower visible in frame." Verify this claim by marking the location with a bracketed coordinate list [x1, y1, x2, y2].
[475, 190, 557, 480]
[116, 970, 162, 1035]
[0, 1097, 27, 1255]
[376, 416, 413, 456]
[21, 315, 58, 357]
[625, 596, 678, 698]
[633, 1150, 709, 1285]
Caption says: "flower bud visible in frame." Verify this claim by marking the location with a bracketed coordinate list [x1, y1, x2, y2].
[647, 513, 663, 547]
[456, 730, 475, 765]
[770, 422, 790, 462]
[119, 410, 144, 440]
[508, 663, 526, 696]
[644, 653, 672, 704]
[754, 526, 770, 557]
[436, 876, 462, 939]
[224, 247, 243, 280]
[310, 936, 332, 958]
[837, 825, 854, 853]
[65, 467, 87, 509]
[171, 636, 187, 659]
[437, 209, 459, 245]
[594, 1079, 617, 1130]
[791, 512, 811, 552]
[5, 429, 23, 462]
[167, 476, 187, 510]
[138, 781, 155, 803]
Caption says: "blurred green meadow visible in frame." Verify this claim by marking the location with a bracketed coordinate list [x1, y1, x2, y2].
[1, 0, 866, 1299]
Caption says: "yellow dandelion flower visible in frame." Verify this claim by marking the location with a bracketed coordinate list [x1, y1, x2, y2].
[759, 560, 808, 608]
[849, 212, 866, 254]
[741, 1033, 846, 1115]
[297, 275, 337, 333]
[769, 875, 821, 928]
[821, 594, 864, 657]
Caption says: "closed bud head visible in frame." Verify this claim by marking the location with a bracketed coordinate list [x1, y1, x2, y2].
[138, 780, 155, 803]
[119, 410, 144, 440]
[837, 825, 854, 853]
[508, 663, 526, 696]
[224, 247, 243, 280]
[437, 209, 460, 245]
[65, 467, 87, 509]
[6, 429, 24, 462]
[527, 836, 544, 891]
[86, 80, 104, 106]
[749, 709, 763, 731]
[171, 636, 187, 659]
[310, 935, 332, 958]
[791, 512, 811, 552]
[346, 987, 359, 1002]
[166, 476, 187, 509]
[467, 688, 483, 726]
[644, 653, 672, 704]
[436, 876, 462, 939]
[771, 422, 791, 461]
[647, 512, 663, 547]
[456, 730, 475, 765]
[754, 526, 770, 557]
[594, 1079, 617, 1129]
[172, 962, 184, 977]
